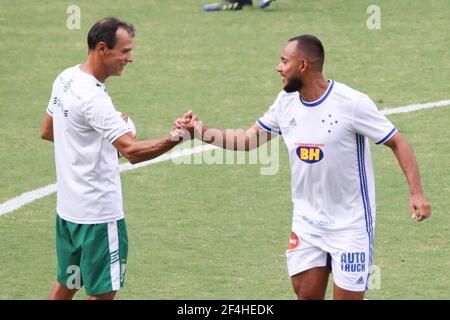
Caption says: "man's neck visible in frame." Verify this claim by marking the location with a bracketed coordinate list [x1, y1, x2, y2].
[299, 75, 329, 102]
[79, 54, 107, 83]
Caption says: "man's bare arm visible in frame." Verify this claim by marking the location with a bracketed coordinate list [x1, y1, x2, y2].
[113, 132, 183, 164]
[40, 113, 54, 142]
[176, 120, 274, 151]
[384, 132, 431, 221]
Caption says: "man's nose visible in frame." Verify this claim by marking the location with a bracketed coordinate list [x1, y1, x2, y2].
[276, 63, 282, 73]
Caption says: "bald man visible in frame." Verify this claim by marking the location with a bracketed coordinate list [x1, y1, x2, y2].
[174, 34, 431, 300]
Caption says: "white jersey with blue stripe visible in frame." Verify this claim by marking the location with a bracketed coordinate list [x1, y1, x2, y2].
[257, 80, 397, 235]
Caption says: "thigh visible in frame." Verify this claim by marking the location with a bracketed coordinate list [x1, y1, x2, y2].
[286, 231, 331, 276]
[291, 267, 330, 300]
[333, 283, 365, 300]
[329, 232, 372, 295]
[80, 219, 128, 296]
[56, 215, 83, 290]
[286, 231, 331, 299]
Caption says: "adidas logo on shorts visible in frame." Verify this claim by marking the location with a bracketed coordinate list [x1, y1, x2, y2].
[356, 276, 365, 285]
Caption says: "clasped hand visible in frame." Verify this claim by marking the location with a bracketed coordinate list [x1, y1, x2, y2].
[170, 110, 200, 141]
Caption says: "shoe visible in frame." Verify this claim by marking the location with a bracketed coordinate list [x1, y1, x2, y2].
[259, 0, 274, 9]
[203, 0, 253, 12]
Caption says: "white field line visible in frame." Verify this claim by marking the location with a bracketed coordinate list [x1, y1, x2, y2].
[380, 99, 450, 115]
[0, 144, 217, 216]
[1, 99, 449, 216]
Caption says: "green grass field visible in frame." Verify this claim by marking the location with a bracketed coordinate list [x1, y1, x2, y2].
[0, 0, 449, 299]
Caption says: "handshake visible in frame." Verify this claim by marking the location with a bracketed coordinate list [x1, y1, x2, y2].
[170, 110, 201, 141]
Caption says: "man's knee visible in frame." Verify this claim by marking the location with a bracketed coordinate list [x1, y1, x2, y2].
[294, 286, 326, 300]
[85, 291, 117, 300]
[291, 267, 330, 300]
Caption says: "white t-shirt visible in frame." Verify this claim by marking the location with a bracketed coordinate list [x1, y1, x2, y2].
[47, 65, 131, 224]
[257, 80, 397, 235]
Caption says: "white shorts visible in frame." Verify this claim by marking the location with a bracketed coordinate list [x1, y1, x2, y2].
[285, 229, 373, 292]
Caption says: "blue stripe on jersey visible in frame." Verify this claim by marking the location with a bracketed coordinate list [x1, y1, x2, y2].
[356, 134, 373, 234]
[375, 127, 398, 145]
[256, 119, 282, 135]
[365, 230, 374, 291]
[300, 80, 335, 107]
[357, 134, 375, 291]
[356, 135, 369, 233]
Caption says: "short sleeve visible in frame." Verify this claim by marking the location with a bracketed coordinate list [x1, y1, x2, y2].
[47, 81, 56, 117]
[256, 92, 283, 135]
[47, 96, 54, 117]
[84, 93, 131, 143]
[353, 95, 397, 144]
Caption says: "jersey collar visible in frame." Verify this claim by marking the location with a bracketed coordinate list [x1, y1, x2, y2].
[299, 80, 334, 107]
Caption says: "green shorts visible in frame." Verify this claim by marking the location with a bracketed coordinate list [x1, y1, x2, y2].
[56, 215, 128, 296]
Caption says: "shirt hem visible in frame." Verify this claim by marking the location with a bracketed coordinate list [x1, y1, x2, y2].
[57, 211, 125, 224]
[292, 221, 373, 236]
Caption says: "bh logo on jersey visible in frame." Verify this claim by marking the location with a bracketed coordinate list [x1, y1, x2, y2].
[296, 145, 324, 163]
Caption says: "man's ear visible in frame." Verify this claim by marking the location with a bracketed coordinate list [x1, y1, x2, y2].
[298, 59, 307, 73]
[96, 42, 107, 56]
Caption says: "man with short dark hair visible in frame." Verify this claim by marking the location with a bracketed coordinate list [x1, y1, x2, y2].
[175, 34, 431, 299]
[41, 17, 192, 300]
